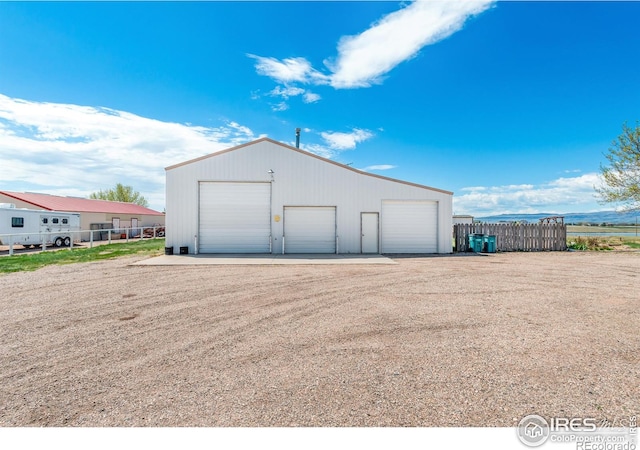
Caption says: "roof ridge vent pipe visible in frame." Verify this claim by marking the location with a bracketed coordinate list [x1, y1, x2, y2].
[295, 128, 301, 148]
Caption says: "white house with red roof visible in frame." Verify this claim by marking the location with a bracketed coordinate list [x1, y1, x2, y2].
[0, 191, 164, 240]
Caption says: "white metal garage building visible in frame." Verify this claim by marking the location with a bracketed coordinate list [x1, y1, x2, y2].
[165, 138, 453, 254]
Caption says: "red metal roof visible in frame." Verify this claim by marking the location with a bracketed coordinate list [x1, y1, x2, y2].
[0, 191, 164, 215]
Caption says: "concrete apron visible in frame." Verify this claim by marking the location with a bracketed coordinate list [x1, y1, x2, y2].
[133, 254, 397, 266]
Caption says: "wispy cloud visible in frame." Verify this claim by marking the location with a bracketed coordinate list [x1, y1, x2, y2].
[271, 101, 289, 112]
[303, 92, 321, 104]
[269, 85, 306, 99]
[249, 0, 494, 93]
[453, 173, 603, 216]
[247, 54, 329, 85]
[291, 128, 373, 158]
[265, 85, 322, 110]
[0, 94, 256, 211]
[359, 164, 397, 172]
[328, 0, 494, 88]
[321, 128, 374, 150]
[298, 142, 336, 159]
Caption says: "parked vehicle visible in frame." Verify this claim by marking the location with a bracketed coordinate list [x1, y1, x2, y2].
[0, 204, 81, 248]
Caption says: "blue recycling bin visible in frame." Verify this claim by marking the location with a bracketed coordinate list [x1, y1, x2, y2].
[467, 234, 484, 252]
[483, 235, 496, 253]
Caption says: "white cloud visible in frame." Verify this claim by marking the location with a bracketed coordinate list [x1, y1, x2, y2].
[328, 0, 494, 88]
[298, 142, 336, 159]
[226, 121, 254, 139]
[0, 94, 256, 211]
[269, 85, 306, 99]
[303, 92, 321, 103]
[453, 173, 604, 216]
[360, 164, 397, 171]
[271, 101, 289, 112]
[295, 134, 372, 159]
[285, 127, 373, 159]
[321, 128, 374, 150]
[264, 85, 321, 109]
[247, 54, 329, 85]
[250, 0, 494, 90]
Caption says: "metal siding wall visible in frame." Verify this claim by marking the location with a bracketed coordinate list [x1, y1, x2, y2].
[166, 140, 453, 254]
[438, 198, 453, 253]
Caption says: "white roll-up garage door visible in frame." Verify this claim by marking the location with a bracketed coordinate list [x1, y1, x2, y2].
[284, 206, 336, 253]
[381, 200, 438, 253]
[199, 182, 271, 253]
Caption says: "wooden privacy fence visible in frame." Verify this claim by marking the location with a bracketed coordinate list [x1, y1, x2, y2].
[453, 223, 567, 252]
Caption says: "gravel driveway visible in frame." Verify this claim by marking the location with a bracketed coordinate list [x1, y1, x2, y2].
[0, 252, 638, 427]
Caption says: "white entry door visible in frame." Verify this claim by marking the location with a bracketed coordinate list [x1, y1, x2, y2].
[361, 212, 379, 253]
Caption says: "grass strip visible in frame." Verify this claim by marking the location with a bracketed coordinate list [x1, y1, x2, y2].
[0, 239, 165, 274]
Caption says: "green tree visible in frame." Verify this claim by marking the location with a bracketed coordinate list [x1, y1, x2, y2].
[90, 183, 149, 207]
[596, 122, 640, 211]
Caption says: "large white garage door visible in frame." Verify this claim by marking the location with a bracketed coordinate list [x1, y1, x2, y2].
[199, 182, 271, 253]
[284, 207, 336, 253]
[381, 200, 438, 253]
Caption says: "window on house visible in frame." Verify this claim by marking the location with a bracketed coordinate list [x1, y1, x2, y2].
[62, 218, 68, 224]
[12, 217, 24, 228]
[52, 218, 59, 224]
[42, 218, 49, 224]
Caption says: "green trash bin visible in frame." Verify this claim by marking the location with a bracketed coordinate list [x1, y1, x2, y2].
[468, 234, 484, 252]
[483, 235, 496, 253]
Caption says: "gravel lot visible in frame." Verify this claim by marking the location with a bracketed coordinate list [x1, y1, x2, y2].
[0, 252, 638, 427]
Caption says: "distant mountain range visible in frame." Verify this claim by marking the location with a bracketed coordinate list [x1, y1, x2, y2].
[476, 210, 639, 224]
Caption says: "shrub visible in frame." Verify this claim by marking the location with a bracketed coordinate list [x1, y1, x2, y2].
[568, 237, 588, 250]
[568, 236, 613, 251]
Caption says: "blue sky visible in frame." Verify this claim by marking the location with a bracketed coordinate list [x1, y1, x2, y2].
[1, 1, 639, 215]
